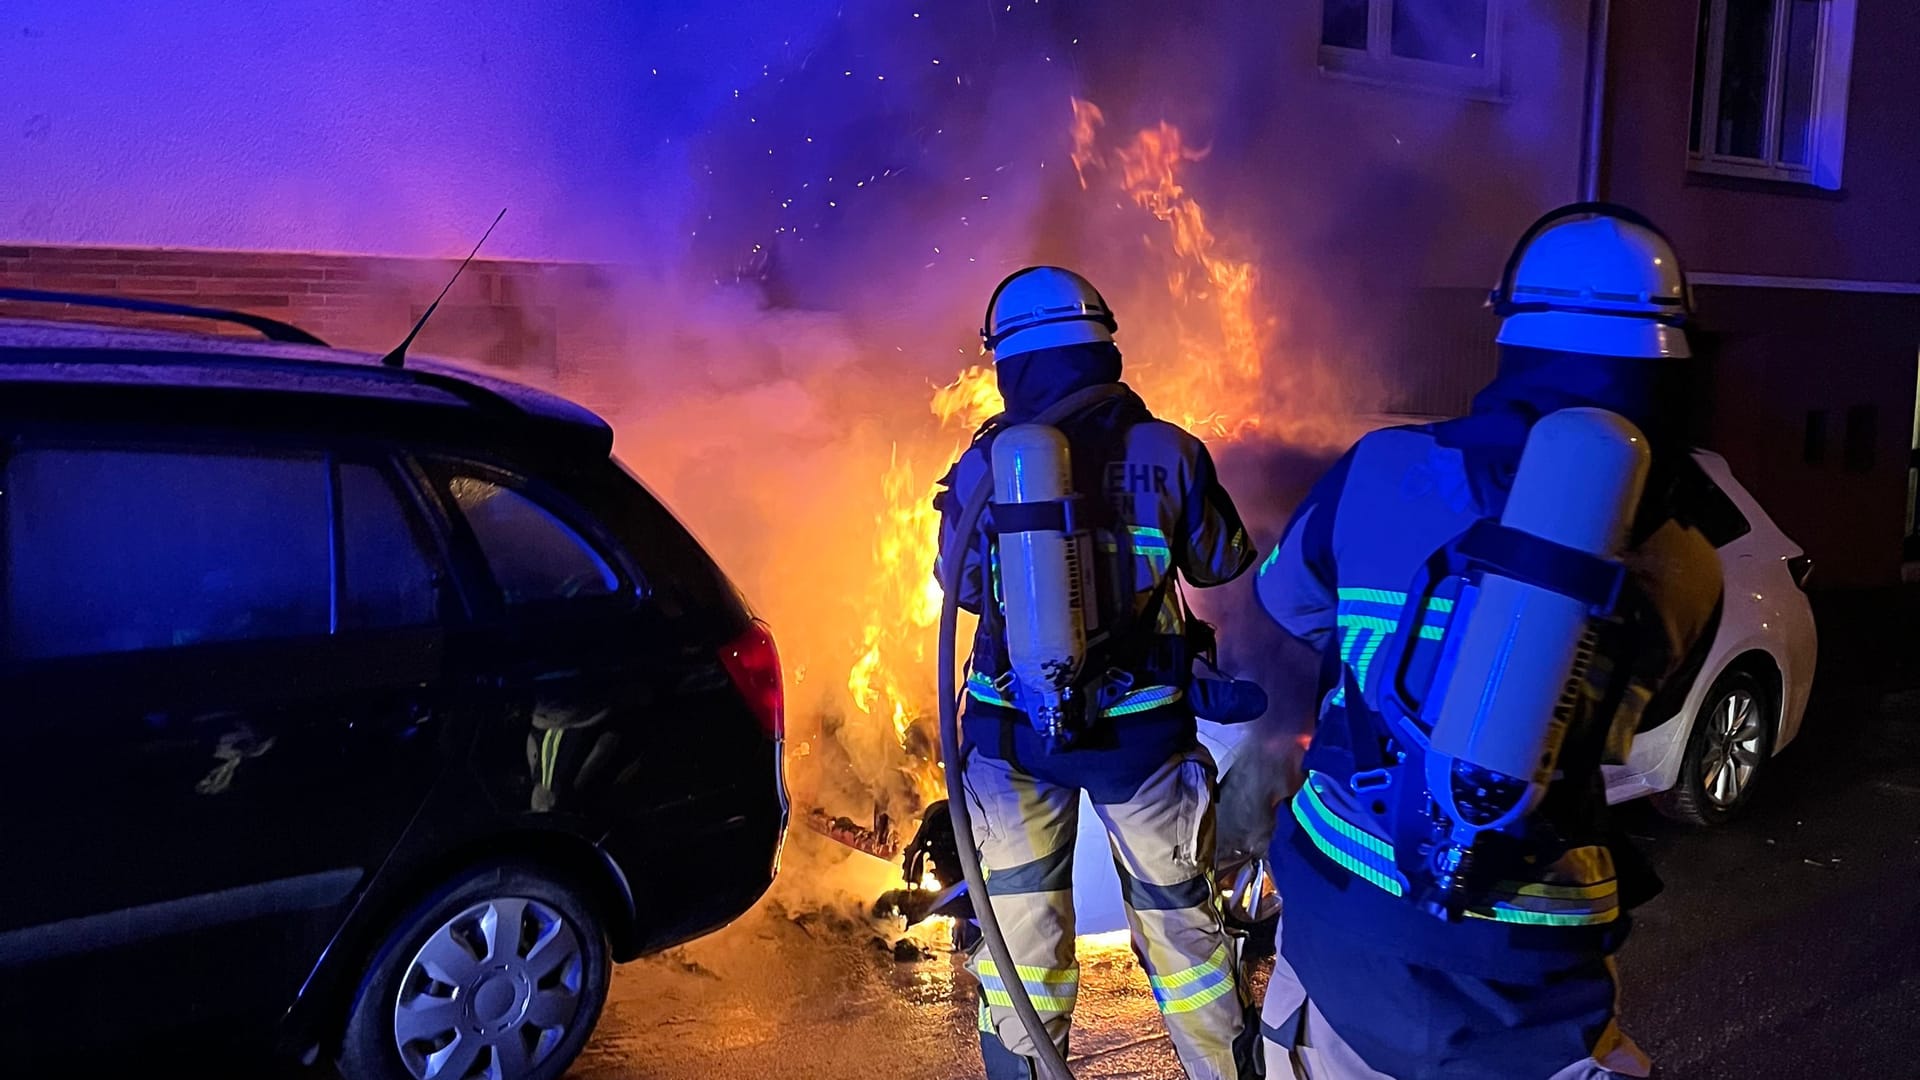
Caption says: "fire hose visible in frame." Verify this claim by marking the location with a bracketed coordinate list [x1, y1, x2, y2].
[937, 383, 1126, 1080]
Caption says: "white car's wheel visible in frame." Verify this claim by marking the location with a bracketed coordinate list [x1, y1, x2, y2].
[1653, 667, 1774, 826]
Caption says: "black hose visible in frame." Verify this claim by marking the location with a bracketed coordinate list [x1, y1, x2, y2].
[937, 384, 1126, 1080]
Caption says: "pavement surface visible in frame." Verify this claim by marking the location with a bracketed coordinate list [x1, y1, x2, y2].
[580, 595, 1920, 1080]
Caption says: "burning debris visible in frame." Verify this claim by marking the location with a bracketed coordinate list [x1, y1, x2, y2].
[805, 805, 901, 861]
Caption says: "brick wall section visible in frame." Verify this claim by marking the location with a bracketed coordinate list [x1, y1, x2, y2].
[0, 243, 629, 414]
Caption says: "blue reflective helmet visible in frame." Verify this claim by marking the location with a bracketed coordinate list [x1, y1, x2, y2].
[1491, 203, 1694, 360]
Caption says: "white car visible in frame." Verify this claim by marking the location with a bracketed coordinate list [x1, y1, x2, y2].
[1069, 446, 1817, 934]
[1605, 449, 1817, 824]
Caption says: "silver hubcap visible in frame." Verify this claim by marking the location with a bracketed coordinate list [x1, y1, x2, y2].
[1700, 689, 1765, 809]
[393, 897, 584, 1080]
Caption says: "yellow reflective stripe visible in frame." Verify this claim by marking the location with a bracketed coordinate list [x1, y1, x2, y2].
[967, 672, 1015, 708]
[1146, 945, 1231, 991]
[1465, 903, 1619, 927]
[1102, 685, 1183, 717]
[982, 988, 1078, 1010]
[1338, 613, 1444, 641]
[1291, 782, 1406, 898]
[966, 679, 1184, 717]
[978, 959, 1080, 1012]
[1147, 945, 1237, 1015]
[1159, 975, 1238, 1014]
[1297, 780, 1395, 859]
[540, 729, 561, 788]
[1127, 524, 1172, 552]
[976, 960, 1080, 985]
[1338, 588, 1455, 613]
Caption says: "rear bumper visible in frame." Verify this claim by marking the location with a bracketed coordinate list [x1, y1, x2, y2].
[597, 739, 788, 962]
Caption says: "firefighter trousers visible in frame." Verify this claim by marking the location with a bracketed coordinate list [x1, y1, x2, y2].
[1259, 916, 1652, 1079]
[962, 746, 1247, 1080]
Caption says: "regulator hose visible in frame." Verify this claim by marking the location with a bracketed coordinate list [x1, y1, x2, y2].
[937, 384, 1125, 1080]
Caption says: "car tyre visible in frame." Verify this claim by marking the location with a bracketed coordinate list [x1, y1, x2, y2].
[1652, 666, 1774, 826]
[338, 864, 612, 1080]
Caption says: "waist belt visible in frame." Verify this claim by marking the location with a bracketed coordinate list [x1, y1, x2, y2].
[1292, 771, 1621, 928]
[966, 671, 1184, 719]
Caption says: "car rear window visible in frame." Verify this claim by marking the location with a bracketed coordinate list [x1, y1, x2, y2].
[444, 474, 621, 607]
[562, 459, 751, 625]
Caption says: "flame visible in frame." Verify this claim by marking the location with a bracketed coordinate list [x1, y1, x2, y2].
[1098, 104, 1270, 443]
[846, 366, 1003, 807]
[1069, 98, 1106, 191]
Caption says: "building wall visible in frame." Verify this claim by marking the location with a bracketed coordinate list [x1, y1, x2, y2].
[1602, 1, 1920, 283]
[1601, 1, 1920, 587]
[0, 244, 626, 414]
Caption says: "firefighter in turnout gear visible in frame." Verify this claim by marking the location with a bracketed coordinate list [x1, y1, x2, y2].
[1253, 205, 1725, 1079]
[935, 266, 1261, 1079]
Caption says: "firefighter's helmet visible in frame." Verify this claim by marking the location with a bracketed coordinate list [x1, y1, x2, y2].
[980, 266, 1118, 362]
[1491, 203, 1694, 359]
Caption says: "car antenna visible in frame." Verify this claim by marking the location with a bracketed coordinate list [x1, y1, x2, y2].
[381, 207, 506, 369]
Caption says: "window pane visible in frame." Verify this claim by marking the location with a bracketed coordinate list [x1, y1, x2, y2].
[1691, 478, 1753, 548]
[1322, 0, 1370, 50]
[4, 449, 330, 659]
[1390, 0, 1488, 67]
[1777, 0, 1821, 166]
[448, 477, 618, 606]
[1715, 0, 1777, 159]
[1689, 0, 1713, 153]
[340, 464, 438, 630]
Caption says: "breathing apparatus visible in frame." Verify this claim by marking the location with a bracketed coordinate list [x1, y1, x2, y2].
[989, 423, 1099, 751]
[1379, 407, 1651, 917]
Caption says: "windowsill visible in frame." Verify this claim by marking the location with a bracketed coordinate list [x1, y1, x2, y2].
[1317, 47, 1507, 104]
[1684, 161, 1847, 200]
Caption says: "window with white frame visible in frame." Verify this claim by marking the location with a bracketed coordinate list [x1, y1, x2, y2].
[1319, 0, 1502, 94]
[1689, 0, 1857, 189]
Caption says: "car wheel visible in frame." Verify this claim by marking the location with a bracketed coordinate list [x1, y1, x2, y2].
[338, 864, 612, 1080]
[1652, 667, 1774, 826]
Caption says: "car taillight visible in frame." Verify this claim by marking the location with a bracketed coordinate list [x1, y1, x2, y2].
[1787, 554, 1814, 590]
[720, 620, 784, 740]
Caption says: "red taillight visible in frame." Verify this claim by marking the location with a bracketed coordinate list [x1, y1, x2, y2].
[720, 620, 784, 740]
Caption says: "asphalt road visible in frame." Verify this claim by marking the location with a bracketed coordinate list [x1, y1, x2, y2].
[584, 599, 1920, 1080]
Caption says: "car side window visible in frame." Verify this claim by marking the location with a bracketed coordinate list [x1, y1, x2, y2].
[2, 447, 331, 660]
[339, 462, 440, 630]
[1691, 476, 1754, 549]
[445, 475, 619, 606]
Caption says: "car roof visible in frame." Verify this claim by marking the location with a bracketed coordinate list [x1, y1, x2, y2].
[0, 316, 612, 453]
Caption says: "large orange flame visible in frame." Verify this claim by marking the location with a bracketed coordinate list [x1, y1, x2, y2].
[846, 366, 1002, 806]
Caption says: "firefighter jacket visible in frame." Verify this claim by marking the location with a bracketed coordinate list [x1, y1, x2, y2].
[934, 384, 1255, 801]
[1255, 415, 1724, 982]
